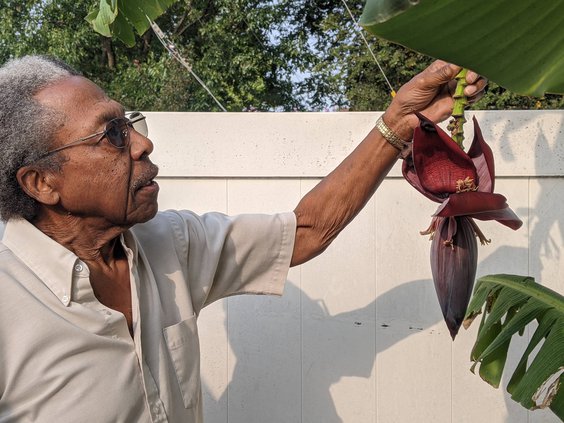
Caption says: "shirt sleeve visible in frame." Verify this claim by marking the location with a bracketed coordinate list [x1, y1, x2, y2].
[160, 210, 296, 313]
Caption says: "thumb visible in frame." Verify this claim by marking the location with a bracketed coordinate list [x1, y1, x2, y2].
[428, 61, 462, 85]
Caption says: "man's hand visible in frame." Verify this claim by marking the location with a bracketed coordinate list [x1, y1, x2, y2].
[382, 60, 487, 140]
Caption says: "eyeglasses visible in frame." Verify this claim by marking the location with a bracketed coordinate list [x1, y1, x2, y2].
[37, 112, 148, 160]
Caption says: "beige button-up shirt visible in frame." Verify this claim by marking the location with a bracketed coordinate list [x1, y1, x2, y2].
[0, 210, 296, 422]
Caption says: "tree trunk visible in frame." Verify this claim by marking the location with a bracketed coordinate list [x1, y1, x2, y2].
[102, 37, 116, 70]
[142, 31, 152, 54]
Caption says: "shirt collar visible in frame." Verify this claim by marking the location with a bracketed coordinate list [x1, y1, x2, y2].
[121, 230, 139, 264]
[2, 218, 79, 306]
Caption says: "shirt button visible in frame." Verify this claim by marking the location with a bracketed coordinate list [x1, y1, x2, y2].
[112, 335, 118, 340]
[74, 263, 84, 272]
[62, 295, 69, 303]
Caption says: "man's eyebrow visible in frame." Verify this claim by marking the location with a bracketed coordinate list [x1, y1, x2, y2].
[93, 106, 126, 127]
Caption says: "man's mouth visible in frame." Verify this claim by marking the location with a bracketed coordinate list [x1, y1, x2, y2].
[133, 165, 159, 192]
[140, 180, 155, 188]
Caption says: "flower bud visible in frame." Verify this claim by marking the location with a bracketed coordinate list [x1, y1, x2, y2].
[430, 216, 478, 339]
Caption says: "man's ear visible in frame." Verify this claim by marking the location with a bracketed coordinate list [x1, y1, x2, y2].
[16, 166, 60, 206]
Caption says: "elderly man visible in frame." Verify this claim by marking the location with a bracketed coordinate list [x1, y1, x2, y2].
[0, 55, 484, 422]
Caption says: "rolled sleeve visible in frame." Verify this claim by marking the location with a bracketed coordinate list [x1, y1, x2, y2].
[134, 210, 296, 314]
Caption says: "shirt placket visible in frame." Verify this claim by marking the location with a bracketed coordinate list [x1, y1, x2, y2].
[73, 257, 158, 422]
[125, 243, 168, 423]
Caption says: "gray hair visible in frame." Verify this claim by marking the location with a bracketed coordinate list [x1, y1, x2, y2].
[0, 55, 81, 222]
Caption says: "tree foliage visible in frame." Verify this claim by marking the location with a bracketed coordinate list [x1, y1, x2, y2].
[1, 0, 561, 111]
[319, 0, 563, 110]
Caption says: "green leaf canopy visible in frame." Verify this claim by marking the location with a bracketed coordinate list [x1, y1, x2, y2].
[360, 0, 564, 97]
[86, 0, 178, 47]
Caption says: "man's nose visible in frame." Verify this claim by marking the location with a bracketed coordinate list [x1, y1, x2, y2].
[129, 130, 154, 160]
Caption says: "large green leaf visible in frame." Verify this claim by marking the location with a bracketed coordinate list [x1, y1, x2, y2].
[85, 0, 178, 47]
[463, 274, 564, 419]
[85, 0, 117, 38]
[360, 0, 564, 96]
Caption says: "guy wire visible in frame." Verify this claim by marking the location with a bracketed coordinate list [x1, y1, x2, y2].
[148, 18, 228, 112]
[340, 0, 396, 97]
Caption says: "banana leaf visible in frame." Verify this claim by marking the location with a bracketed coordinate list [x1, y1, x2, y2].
[463, 274, 564, 419]
[86, 0, 178, 47]
[360, 0, 564, 97]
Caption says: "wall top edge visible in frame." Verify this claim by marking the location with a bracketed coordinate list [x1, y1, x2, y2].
[144, 111, 564, 178]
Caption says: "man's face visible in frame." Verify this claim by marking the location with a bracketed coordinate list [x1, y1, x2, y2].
[33, 76, 159, 226]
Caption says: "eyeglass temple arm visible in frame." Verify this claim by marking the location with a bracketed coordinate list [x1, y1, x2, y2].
[42, 130, 106, 156]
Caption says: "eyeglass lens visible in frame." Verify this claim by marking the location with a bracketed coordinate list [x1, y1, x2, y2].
[105, 113, 148, 148]
[129, 112, 148, 138]
[106, 120, 129, 148]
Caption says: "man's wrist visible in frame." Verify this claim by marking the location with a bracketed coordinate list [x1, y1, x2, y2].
[381, 110, 415, 142]
[376, 111, 413, 150]
[375, 116, 409, 151]
[375, 114, 413, 159]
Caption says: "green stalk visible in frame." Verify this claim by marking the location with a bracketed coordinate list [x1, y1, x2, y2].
[447, 68, 468, 149]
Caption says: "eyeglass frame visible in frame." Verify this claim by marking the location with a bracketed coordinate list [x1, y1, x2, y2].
[35, 111, 148, 161]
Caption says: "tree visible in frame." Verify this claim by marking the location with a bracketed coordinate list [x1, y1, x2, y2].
[0, 0, 310, 111]
[2, 0, 561, 111]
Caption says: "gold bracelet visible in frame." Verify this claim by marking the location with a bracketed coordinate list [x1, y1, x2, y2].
[375, 116, 411, 151]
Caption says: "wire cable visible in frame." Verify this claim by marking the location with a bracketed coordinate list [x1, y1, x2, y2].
[148, 18, 228, 112]
[340, 0, 396, 97]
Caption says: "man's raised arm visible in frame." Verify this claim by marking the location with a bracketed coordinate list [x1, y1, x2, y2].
[291, 61, 486, 266]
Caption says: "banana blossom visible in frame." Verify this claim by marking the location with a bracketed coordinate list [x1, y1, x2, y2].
[402, 114, 523, 339]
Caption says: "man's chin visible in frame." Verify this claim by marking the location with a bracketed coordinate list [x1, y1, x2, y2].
[123, 202, 159, 227]
[136, 205, 159, 224]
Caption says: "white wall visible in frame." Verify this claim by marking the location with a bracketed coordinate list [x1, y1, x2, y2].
[3, 111, 562, 422]
[151, 110, 563, 423]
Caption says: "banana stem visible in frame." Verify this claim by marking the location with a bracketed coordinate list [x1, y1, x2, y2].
[447, 68, 468, 149]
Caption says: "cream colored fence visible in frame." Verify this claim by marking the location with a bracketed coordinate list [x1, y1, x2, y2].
[151, 111, 562, 423]
[3, 111, 563, 422]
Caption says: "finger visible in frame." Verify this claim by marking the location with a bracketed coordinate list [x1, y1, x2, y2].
[438, 62, 461, 79]
[426, 62, 463, 86]
[467, 90, 485, 104]
[446, 80, 457, 96]
[425, 59, 461, 76]
[464, 77, 488, 97]
[465, 70, 480, 84]
[475, 77, 488, 93]
[427, 59, 450, 72]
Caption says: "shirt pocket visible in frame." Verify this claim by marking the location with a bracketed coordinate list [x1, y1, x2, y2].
[163, 314, 201, 409]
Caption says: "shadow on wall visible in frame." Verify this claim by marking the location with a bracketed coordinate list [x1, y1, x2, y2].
[205, 247, 557, 423]
[201, 126, 564, 423]
[204, 279, 444, 423]
[498, 113, 564, 281]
